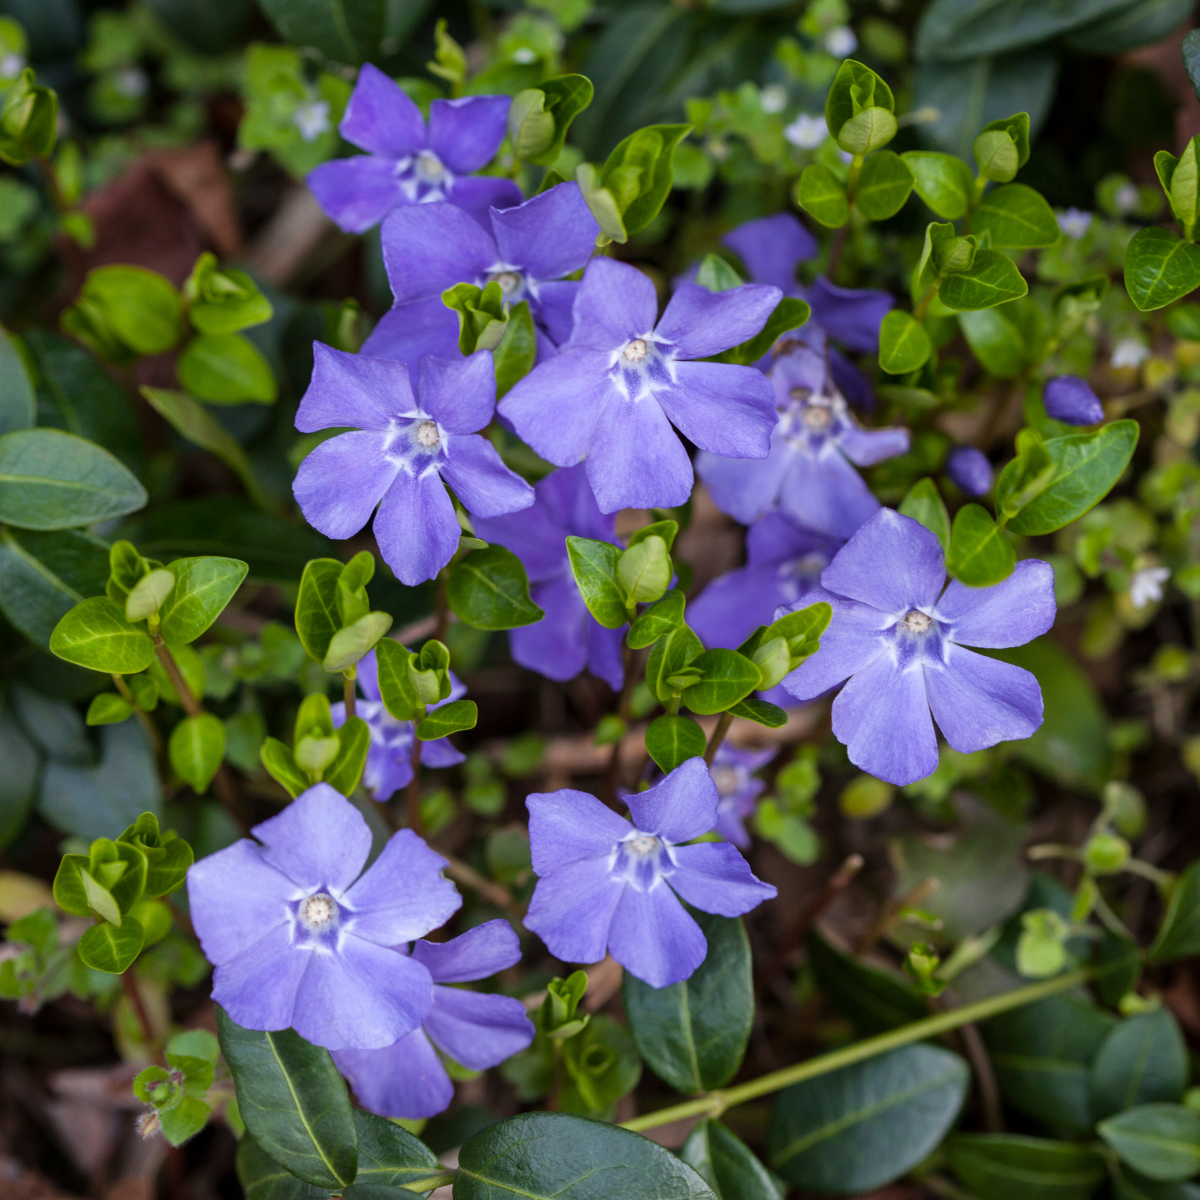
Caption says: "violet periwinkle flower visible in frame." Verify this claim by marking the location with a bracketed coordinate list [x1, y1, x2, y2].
[292, 346, 533, 586]
[523, 758, 777, 987]
[187, 785, 461, 1049]
[361, 182, 599, 366]
[474, 464, 625, 690]
[331, 648, 466, 801]
[306, 63, 521, 234]
[697, 341, 909, 538]
[946, 446, 993, 497]
[689, 512, 840, 650]
[498, 257, 781, 514]
[1044, 376, 1104, 426]
[708, 743, 778, 847]
[334, 920, 534, 1119]
[779, 509, 1056, 787]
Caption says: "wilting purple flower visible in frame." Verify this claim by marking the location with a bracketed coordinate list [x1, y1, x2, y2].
[362, 182, 599, 366]
[689, 513, 840, 650]
[780, 509, 1055, 786]
[307, 64, 521, 233]
[334, 920, 533, 1119]
[187, 785, 460, 1049]
[524, 758, 777, 987]
[708, 743, 778, 847]
[331, 649, 466, 801]
[293, 346, 533, 586]
[1044, 376, 1104, 426]
[474, 464, 624, 690]
[946, 446, 992, 497]
[499, 258, 780, 514]
[697, 341, 909, 537]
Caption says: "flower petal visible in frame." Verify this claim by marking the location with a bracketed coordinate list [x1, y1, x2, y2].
[722, 213, 817, 292]
[411, 919, 522, 983]
[655, 282, 782, 360]
[747, 512, 840, 566]
[526, 789, 631, 873]
[586, 622, 626, 692]
[307, 157, 407, 234]
[534, 280, 581, 346]
[564, 258, 658, 352]
[363, 742, 412, 802]
[837, 424, 910, 467]
[373, 468, 461, 587]
[821, 509, 945, 614]
[428, 95, 510, 174]
[345, 827, 461, 946]
[779, 444, 881, 541]
[805, 277, 893, 353]
[523, 857, 624, 966]
[379, 202, 496, 304]
[509, 575, 589, 682]
[360, 295, 462, 367]
[210, 924, 307, 1031]
[626, 757, 717, 843]
[293, 431, 399, 541]
[925, 647, 1043, 753]
[606, 884, 707, 988]
[445, 175, 524, 226]
[187, 839, 292, 964]
[696, 431, 794, 524]
[689, 563, 802, 650]
[416, 350, 496, 434]
[669, 842, 777, 915]
[937, 559, 1057, 648]
[779, 588, 889, 701]
[252, 784, 372, 893]
[423, 987, 534, 1069]
[340, 64, 426, 159]
[657, 361, 776, 458]
[296, 343, 411, 433]
[831, 654, 938, 786]
[492, 182, 599, 282]
[586, 393, 693, 513]
[334, 1030, 452, 1120]
[441, 434, 535, 518]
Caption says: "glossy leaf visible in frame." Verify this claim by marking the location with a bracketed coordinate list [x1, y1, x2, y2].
[646, 623, 705, 703]
[159, 556, 248, 645]
[1149, 861, 1200, 962]
[680, 1119, 779, 1200]
[947, 1134, 1107, 1200]
[0, 323, 35, 435]
[959, 306, 1029, 378]
[727, 697, 788, 727]
[972, 183, 1060, 249]
[373, 639, 425, 722]
[566, 537, 626, 628]
[597, 123, 691, 239]
[797, 163, 850, 228]
[826, 58, 894, 139]
[261, 738, 307, 798]
[903, 151, 975, 219]
[446, 546, 544, 631]
[1099, 1105, 1200, 1182]
[416, 699, 477, 741]
[947, 504, 1015, 587]
[644, 714, 706, 774]
[514, 74, 594, 167]
[49, 596, 155, 673]
[878, 310, 933, 375]
[295, 559, 343, 665]
[178, 333, 277, 404]
[807, 930, 926, 1034]
[680, 649, 761, 715]
[855, 150, 914, 221]
[78, 916, 144, 973]
[627, 590, 685, 649]
[624, 911, 753, 1093]
[169, 713, 225, 794]
[899, 478, 951, 555]
[494, 300, 537, 398]
[1092, 1010, 1189, 1119]
[1125, 227, 1200, 312]
[237, 1135, 329, 1200]
[0, 526, 110, 646]
[939, 250, 1028, 312]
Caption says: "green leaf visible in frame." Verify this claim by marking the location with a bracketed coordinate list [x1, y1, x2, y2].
[444, 281, 508, 355]
[797, 163, 850, 228]
[53, 854, 93, 918]
[1005, 420, 1139, 535]
[87, 693, 133, 725]
[169, 713, 225, 794]
[644, 715, 706, 774]
[617, 536, 671, 605]
[185, 259, 272, 335]
[681, 648, 761, 715]
[373, 639, 424, 722]
[455, 1111, 718, 1200]
[237, 1135, 330, 1200]
[120, 813, 193, 897]
[416, 699, 477, 741]
[973, 184, 1060, 249]
[0, 323, 34, 435]
[1149, 861, 1200, 962]
[159, 556, 248, 645]
[855, 150, 914, 221]
[626, 519, 679, 552]
[646, 623, 705, 703]
[721, 297, 811, 366]
[1125, 227, 1200, 312]
[959, 306, 1029, 378]
[1092, 1010, 1189, 1120]
[939, 250, 1028, 312]
[178, 333, 277, 404]
[351, 1108, 443, 1190]
[78, 917, 144, 973]
[946, 503, 1016, 587]
[295, 559, 343, 665]
[899, 478, 951, 555]
[696, 253, 743, 293]
[49, 596, 155, 673]
[624, 910, 753, 1094]
[807, 931, 927, 1034]
[494, 300, 537, 398]
[510, 75, 594, 166]
[261, 738, 306, 798]
[680, 1119, 780, 1200]
[727, 697, 788, 727]
[627, 590, 685, 649]
[255, 0, 386, 64]
[560, 1013, 642, 1116]
[878, 310, 933, 375]
[322, 611, 391, 673]
[825, 59, 894, 142]
[902, 151, 975, 219]
[769, 1043, 969, 1192]
[566, 537, 626, 629]
[597, 123, 692, 240]
[446, 546, 544, 631]
[0, 526, 110, 646]
[216, 1006, 358, 1190]
[1099, 1105, 1200, 1182]
[0, 427, 147, 530]
[947, 1134, 1107, 1200]
[77, 265, 183, 356]
[158, 1095, 211, 1146]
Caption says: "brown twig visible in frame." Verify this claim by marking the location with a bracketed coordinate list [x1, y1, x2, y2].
[765, 854, 864, 975]
[442, 856, 515, 912]
[405, 737, 424, 835]
[112, 673, 162, 759]
[855, 876, 940, 955]
[120, 969, 157, 1053]
[343, 670, 357, 721]
[704, 712, 735, 766]
[953, 1012, 1004, 1132]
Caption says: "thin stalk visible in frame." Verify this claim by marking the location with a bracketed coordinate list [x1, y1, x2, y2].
[402, 1172, 457, 1192]
[343, 669, 357, 721]
[113, 673, 161, 758]
[121, 968, 157, 1051]
[621, 969, 1091, 1133]
[405, 736, 424, 835]
[913, 285, 938, 322]
[602, 642, 637, 803]
[703, 712, 735, 767]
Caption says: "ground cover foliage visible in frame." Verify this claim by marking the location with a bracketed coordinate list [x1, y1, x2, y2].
[3, 0, 1200, 1196]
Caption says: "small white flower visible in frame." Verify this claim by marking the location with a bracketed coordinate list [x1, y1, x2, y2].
[760, 84, 787, 115]
[784, 113, 827, 149]
[511, 47, 537, 64]
[1114, 183, 1139, 215]
[1130, 566, 1169, 609]
[825, 26, 857, 57]
[1111, 338, 1150, 370]
[1057, 207, 1092, 240]
[294, 99, 331, 142]
[0, 52, 24, 81]
[113, 67, 149, 99]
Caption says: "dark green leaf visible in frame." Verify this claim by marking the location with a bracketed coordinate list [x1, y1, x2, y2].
[959, 306, 1029, 378]
[902, 151, 975, 219]
[494, 301, 537, 398]
[947, 1134, 1107, 1200]
[416, 699, 477, 741]
[681, 648, 760, 715]
[0, 526, 110, 646]
[216, 1007, 358, 1189]
[939, 249, 1028, 311]
[797, 163, 849, 228]
[78, 917, 144, 973]
[807, 930, 926, 1034]
[49, 596, 155, 673]
[178, 333, 277, 404]
[768, 1044, 969, 1192]
[1149, 861, 1200, 962]
[256, 0, 385, 64]
[855, 150, 914, 221]
[624, 911, 752, 1093]
[598, 123, 692, 239]
[727, 697, 788, 728]
[878, 310, 933, 375]
[352, 1108, 441, 1188]
[159, 556, 248, 645]
[168, 713, 225, 794]
[1125, 227, 1200, 312]
[566, 537, 626, 628]
[511, 75, 594, 167]
[1092, 1010, 1188, 1120]
[916, 0, 1129, 61]
[0, 700, 37, 853]
[947, 503, 1015, 587]
[295, 559, 343, 664]
[644, 714, 706, 774]
[446, 546, 543, 631]
[680, 1119, 780, 1200]
[973, 184, 1060, 249]
[455, 1111, 717, 1199]
[646, 623, 705, 703]
[324, 716, 369, 796]
[1099, 1105, 1200, 1182]
[237, 1135, 331, 1200]
[899, 478, 951, 555]
[0, 324, 34, 436]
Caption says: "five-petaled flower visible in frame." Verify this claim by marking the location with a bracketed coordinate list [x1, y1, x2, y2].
[499, 257, 782, 513]
[779, 509, 1056, 786]
[523, 758, 777, 987]
[334, 920, 533, 1119]
[707, 743, 778, 848]
[306, 63, 521, 233]
[187, 785, 461, 1049]
[292, 345, 534, 585]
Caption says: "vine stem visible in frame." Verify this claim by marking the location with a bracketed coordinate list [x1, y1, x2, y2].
[112, 673, 162, 758]
[343, 669, 357, 721]
[405, 736, 424, 835]
[620, 968, 1091, 1133]
[703, 712, 734, 766]
[120, 968, 157, 1051]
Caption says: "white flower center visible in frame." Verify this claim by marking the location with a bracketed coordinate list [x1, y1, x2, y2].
[628, 834, 660, 856]
[622, 338, 648, 363]
[802, 404, 833, 431]
[904, 610, 932, 633]
[416, 420, 440, 449]
[301, 893, 337, 928]
[711, 766, 739, 796]
[415, 151, 445, 181]
[491, 271, 523, 296]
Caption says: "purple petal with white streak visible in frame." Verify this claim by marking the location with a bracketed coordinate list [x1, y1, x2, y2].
[373, 468, 462, 587]
[607, 884, 706, 988]
[925, 648, 1043, 754]
[210, 925, 307, 1031]
[293, 431, 399, 542]
[296, 343, 411, 433]
[416, 351, 495, 434]
[186, 840, 290, 964]
[586, 392, 693, 513]
[657, 361, 776, 458]
[380, 203, 497, 304]
[252, 785, 371, 892]
[655, 283, 782, 360]
[669, 841, 777, 915]
[307, 157, 408, 234]
[564, 258, 658, 352]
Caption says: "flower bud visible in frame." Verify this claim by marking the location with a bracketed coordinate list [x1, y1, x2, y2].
[295, 735, 340, 777]
[125, 569, 175, 623]
[617, 536, 671, 606]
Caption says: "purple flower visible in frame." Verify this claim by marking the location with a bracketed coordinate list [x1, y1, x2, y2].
[779, 509, 1056, 786]
[473, 464, 625, 690]
[293, 346, 534, 586]
[689, 512, 840, 650]
[697, 341, 909, 537]
[331, 648, 467, 801]
[946, 446, 993, 497]
[361, 182, 599, 367]
[523, 758, 777, 987]
[333, 920, 534, 1119]
[499, 257, 780, 514]
[306, 64, 521, 234]
[1044, 376, 1104, 426]
[186, 785, 461, 1049]
[708, 743, 778, 847]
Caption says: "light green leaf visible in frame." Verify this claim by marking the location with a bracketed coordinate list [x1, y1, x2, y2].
[959, 306, 1029, 378]
[416, 699, 477, 741]
[494, 300, 537, 399]
[178, 333, 277, 405]
[899, 478, 950, 555]
[681, 648, 761, 715]
[855, 149, 913, 220]
[973, 183, 1060, 249]
[644, 714, 706, 774]
[1149, 860, 1200, 963]
[49, 596, 155, 673]
[295, 558, 343, 665]
[947, 503, 1016, 587]
[902, 151, 975, 219]
[939, 250, 1028, 311]
[446, 546, 544, 631]
[169, 713, 225, 794]
[159, 556, 248, 645]
[1125, 227, 1200, 312]
[322, 611, 391, 673]
[797, 163, 850, 228]
[78, 917, 144, 974]
[87, 693, 134, 725]
[878, 310, 933, 375]
[565, 537, 626, 629]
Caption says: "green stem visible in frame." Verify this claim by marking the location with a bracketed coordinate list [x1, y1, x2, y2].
[913, 285, 938, 323]
[621, 969, 1090, 1133]
[401, 1171, 457, 1192]
[846, 154, 864, 202]
[704, 711, 734, 767]
[343, 668, 357, 721]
